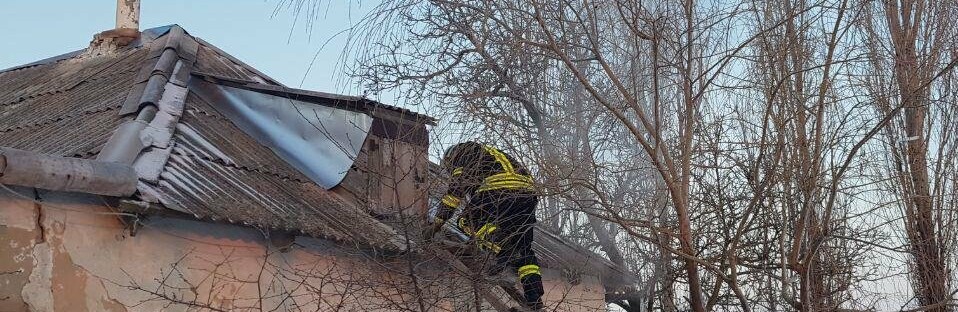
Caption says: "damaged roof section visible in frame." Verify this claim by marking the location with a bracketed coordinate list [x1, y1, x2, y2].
[188, 78, 373, 189]
[128, 26, 410, 250]
[0, 25, 411, 251]
[141, 89, 406, 249]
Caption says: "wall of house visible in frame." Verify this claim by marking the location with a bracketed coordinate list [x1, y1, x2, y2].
[0, 187, 605, 312]
[335, 130, 430, 218]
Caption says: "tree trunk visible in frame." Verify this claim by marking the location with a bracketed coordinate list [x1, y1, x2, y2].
[882, 1, 950, 310]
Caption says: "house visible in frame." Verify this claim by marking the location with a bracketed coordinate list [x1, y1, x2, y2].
[0, 8, 635, 312]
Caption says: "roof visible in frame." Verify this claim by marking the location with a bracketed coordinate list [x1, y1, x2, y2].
[0, 25, 410, 250]
[0, 46, 146, 156]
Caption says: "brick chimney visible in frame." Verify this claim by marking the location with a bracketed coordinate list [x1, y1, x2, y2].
[88, 0, 141, 53]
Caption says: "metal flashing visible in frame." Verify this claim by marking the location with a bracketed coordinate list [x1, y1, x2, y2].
[192, 72, 437, 125]
[190, 78, 373, 189]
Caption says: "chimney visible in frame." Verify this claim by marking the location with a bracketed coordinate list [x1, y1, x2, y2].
[88, 0, 141, 52]
[116, 0, 140, 30]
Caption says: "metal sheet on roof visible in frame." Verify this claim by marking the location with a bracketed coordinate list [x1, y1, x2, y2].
[190, 78, 372, 189]
[137, 91, 406, 249]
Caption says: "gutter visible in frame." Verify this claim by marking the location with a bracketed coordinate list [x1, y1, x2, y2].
[0, 147, 137, 197]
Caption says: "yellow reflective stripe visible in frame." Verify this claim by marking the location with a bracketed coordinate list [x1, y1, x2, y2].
[452, 167, 464, 176]
[480, 240, 502, 253]
[483, 179, 534, 186]
[477, 185, 531, 192]
[480, 182, 533, 190]
[475, 146, 535, 192]
[479, 173, 535, 192]
[482, 145, 515, 173]
[441, 194, 462, 208]
[475, 223, 500, 253]
[485, 173, 534, 184]
[482, 179, 534, 186]
[474, 223, 497, 240]
[518, 264, 541, 279]
[458, 218, 474, 236]
[477, 181, 535, 192]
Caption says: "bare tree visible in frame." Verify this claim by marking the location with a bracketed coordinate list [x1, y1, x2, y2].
[862, 0, 958, 310]
[334, 0, 958, 310]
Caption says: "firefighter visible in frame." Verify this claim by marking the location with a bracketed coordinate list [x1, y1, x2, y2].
[431, 141, 544, 310]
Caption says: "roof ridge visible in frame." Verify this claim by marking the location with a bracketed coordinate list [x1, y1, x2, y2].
[98, 25, 197, 175]
[0, 50, 85, 75]
[118, 26, 198, 115]
[191, 38, 284, 86]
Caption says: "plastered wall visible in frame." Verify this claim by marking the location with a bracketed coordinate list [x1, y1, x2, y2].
[335, 136, 430, 218]
[0, 187, 604, 312]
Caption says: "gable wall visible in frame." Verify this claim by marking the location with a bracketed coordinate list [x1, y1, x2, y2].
[0, 188, 604, 312]
[335, 131, 430, 218]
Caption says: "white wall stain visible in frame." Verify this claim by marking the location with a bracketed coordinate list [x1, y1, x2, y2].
[22, 243, 53, 312]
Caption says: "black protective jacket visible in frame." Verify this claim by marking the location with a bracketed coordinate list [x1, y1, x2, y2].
[436, 142, 544, 308]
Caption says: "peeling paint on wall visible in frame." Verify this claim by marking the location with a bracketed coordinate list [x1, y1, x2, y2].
[22, 243, 53, 312]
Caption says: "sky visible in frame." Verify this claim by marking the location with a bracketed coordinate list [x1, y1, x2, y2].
[0, 0, 374, 94]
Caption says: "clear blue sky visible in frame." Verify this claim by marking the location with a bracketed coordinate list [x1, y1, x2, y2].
[0, 0, 374, 94]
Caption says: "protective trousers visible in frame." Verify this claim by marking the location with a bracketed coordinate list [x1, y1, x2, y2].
[458, 191, 544, 309]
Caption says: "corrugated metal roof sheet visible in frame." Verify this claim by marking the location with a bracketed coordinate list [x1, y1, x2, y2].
[0, 109, 120, 157]
[172, 90, 308, 181]
[139, 91, 406, 249]
[153, 152, 404, 249]
[0, 49, 145, 106]
[193, 44, 265, 82]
